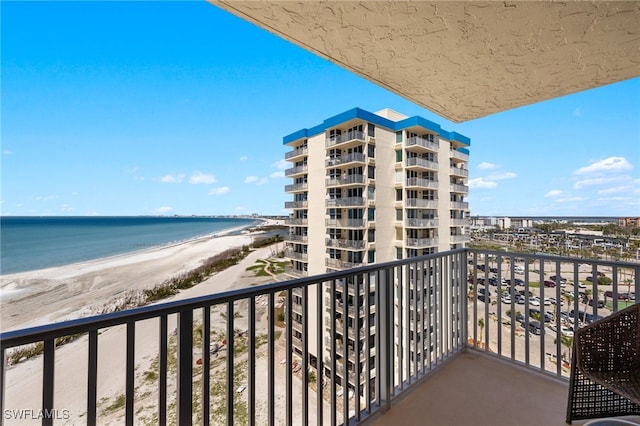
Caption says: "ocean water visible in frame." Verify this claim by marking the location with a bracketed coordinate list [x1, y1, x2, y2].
[0, 216, 259, 275]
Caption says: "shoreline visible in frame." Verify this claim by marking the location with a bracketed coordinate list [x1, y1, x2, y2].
[0, 219, 281, 332]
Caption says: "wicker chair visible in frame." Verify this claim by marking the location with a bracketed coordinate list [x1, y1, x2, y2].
[566, 303, 640, 424]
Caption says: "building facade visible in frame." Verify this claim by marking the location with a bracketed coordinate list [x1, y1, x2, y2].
[283, 107, 470, 393]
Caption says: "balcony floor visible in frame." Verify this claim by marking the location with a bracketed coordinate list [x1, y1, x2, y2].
[367, 350, 640, 426]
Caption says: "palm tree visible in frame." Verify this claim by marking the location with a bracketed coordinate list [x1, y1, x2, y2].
[582, 288, 592, 323]
[555, 335, 574, 365]
[478, 318, 485, 342]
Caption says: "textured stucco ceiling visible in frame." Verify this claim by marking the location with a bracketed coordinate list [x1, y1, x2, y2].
[209, 1, 640, 123]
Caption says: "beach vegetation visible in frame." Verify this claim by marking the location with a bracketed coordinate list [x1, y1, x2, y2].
[105, 394, 126, 412]
[6, 332, 85, 365]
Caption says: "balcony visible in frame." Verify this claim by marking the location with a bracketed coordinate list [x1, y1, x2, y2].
[405, 178, 438, 189]
[285, 234, 308, 243]
[450, 218, 468, 226]
[326, 174, 365, 187]
[285, 217, 308, 226]
[449, 149, 469, 161]
[405, 157, 438, 171]
[325, 152, 365, 167]
[326, 238, 366, 250]
[450, 201, 469, 210]
[284, 146, 308, 160]
[325, 218, 365, 228]
[406, 237, 438, 248]
[284, 164, 308, 177]
[450, 183, 469, 193]
[325, 258, 365, 269]
[450, 166, 469, 177]
[405, 198, 439, 209]
[2, 250, 638, 425]
[325, 130, 366, 148]
[404, 218, 438, 228]
[284, 249, 308, 261]
[284, 182, 308, 192]
[326, 197, 366, 207]
[405, 136, 439, 152]
[284, 200, 308, 209]
[450, 234, 469, 243]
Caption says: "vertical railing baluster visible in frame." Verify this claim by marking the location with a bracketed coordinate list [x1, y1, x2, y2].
[316, 282, 324, 426]
[379, 267, 392, 413]
[0, 346, 5, 426]
[126, 322, 135, 426]
[159, 315, 167, 426]
[177, 310, 193, 425]
[413, 262, 418, 379]
[342, 280, 348, 426]
[354, 276, 361, 422]
[248, 296, 256, 426]
[462, 252, 468, 352]
[302, 286, 309, 426]
[87, 329, 98, 426]
[42, 338, 55, 426]
[285, 289, 292, 426]
[268, 292, 275, 426]
[202, 306, 211, 426]
[226, 302, 235, 426]
[389, 266, 395, 396]
[365, 272, 371, 415]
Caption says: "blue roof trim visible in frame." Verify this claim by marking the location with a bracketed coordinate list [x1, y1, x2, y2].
[283, 107, 471, 145]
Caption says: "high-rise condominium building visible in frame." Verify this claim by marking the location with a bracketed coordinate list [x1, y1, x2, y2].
[283, 107, 470, 393]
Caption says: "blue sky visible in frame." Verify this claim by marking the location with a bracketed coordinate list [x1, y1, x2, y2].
[2, 1, 639, 217]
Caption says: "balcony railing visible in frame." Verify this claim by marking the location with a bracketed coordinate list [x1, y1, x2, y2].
[325, 130, 366, 148]
[284, 249, 308, 261]
[284, 218, 308, 226]
[405, 177, 438, 189]
[406, 136, 439, 151]
[405, 198, 439, 209]
[325, 218, 365, 228]
[450, 218, 468, 226]
[326, 174, 365, 187]
[325, 258, 366, 270]
[325, 238, 366, 250]
[284, 164, 308, 177]
[450, 183, 469, 193]
[450, 201, 469, 210]
[406, 157, 438, 171]
[2, 250, 637, 425]
[285, 234, 308, 243]
[284, 182, 308, 192]
[450, 166, 469, 177]
[285, 146, 308, 160]
[405, 218, 438, 227]
[284, 200, 308, 209]
[325, 197, 366, 207]
[406, 237, 439, 248]
[450, 149, 469, 161]
[325, 153, 366, 167]
[450, 234, 469, 243]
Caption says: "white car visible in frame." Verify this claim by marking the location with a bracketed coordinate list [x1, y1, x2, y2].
[530, 297, 541, 307]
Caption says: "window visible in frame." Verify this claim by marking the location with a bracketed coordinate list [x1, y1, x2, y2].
[368, 250, 375, 264]
[367, 144, 375, 158]
[367, 186, 375, 201]
[368, 229, 375, 242]
[368, 208, 375, 221]
[396, 131, 403, 143]
[396, 248, 403, 260]
[396, 209, 403, 221]
[396, 189, 403, 201]
[368, 123, 375, 137]
[395, 150, 403, 162]
[367, 165, 375, 179]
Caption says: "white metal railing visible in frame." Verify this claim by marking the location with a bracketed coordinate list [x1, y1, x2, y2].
[325, 130, 366, 147]
[405, 178, 438, 189]
[405, 198, 439, 209]
[406, 157, 438, 170]
[284, 164, 308, 176]
[284, 182, 308, 192]
[406, 136, 439, 151]
[325, 152, 366, 167]
[405, 218, 438, 227]
[285, 147, 308, 160]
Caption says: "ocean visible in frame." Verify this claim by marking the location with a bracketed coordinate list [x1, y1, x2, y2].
[0, 216, 260, 275]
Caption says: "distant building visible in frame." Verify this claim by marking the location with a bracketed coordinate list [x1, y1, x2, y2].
[619, 217, 640, 228]
[282, 107, 470, 393]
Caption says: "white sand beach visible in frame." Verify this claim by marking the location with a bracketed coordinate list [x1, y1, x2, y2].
[0, 219, 328, 425]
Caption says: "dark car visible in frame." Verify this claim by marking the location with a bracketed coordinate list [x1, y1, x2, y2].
[528, 320, 542, 335]
[550, 275, 567, 283]
[588, 299, 605, 308]
[544, 280, 556, 287]
[478, 294, 491, 303]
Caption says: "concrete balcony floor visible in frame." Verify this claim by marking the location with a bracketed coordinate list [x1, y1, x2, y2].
[367, 350, 640, 426]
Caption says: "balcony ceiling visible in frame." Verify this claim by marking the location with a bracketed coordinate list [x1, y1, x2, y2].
[209, 1, 640, 123]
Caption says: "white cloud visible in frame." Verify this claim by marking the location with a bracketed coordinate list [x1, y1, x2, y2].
[160, 174, 186, 183]
[189, 172, 216, 184]
[572, 107, 582, 117]
[597, 185, 634, 195]
[245, 176, 258, 183]
[60, 204, 74, 212]
[209, 186, 230, 195]
[477, 162, 496, 170]
[574, 175, 628, 189]
[544, 190, 565, 198]
[272, 159, 289, 170]
[573, 157, 633, 175]
[468, 178, 497, 189]
[256, 177, 268, 186]
[487, 172, 517, 180]
[239, 156, 248, 161]
[555, 196, 585, 203]
[155, 206, 173, 214]
[2, 150, 12, 155]
[269, 171, 285, 179]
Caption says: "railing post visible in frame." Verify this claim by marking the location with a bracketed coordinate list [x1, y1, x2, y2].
[176, 309, 193, 426]
[378, 266, 393, 413]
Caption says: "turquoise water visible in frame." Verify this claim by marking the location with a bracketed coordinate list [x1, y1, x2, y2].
[0, 216, 259, 274]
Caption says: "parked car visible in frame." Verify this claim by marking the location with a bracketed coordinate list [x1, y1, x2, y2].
[528, 320, 542, 335]
[544, 280, 556, 287]
[550, 275, 567, 283]
[588, 299, 605, 308]
[478, 294, 491, 303]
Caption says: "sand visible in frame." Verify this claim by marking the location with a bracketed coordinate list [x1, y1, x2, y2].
[0, 219, 332, 425]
